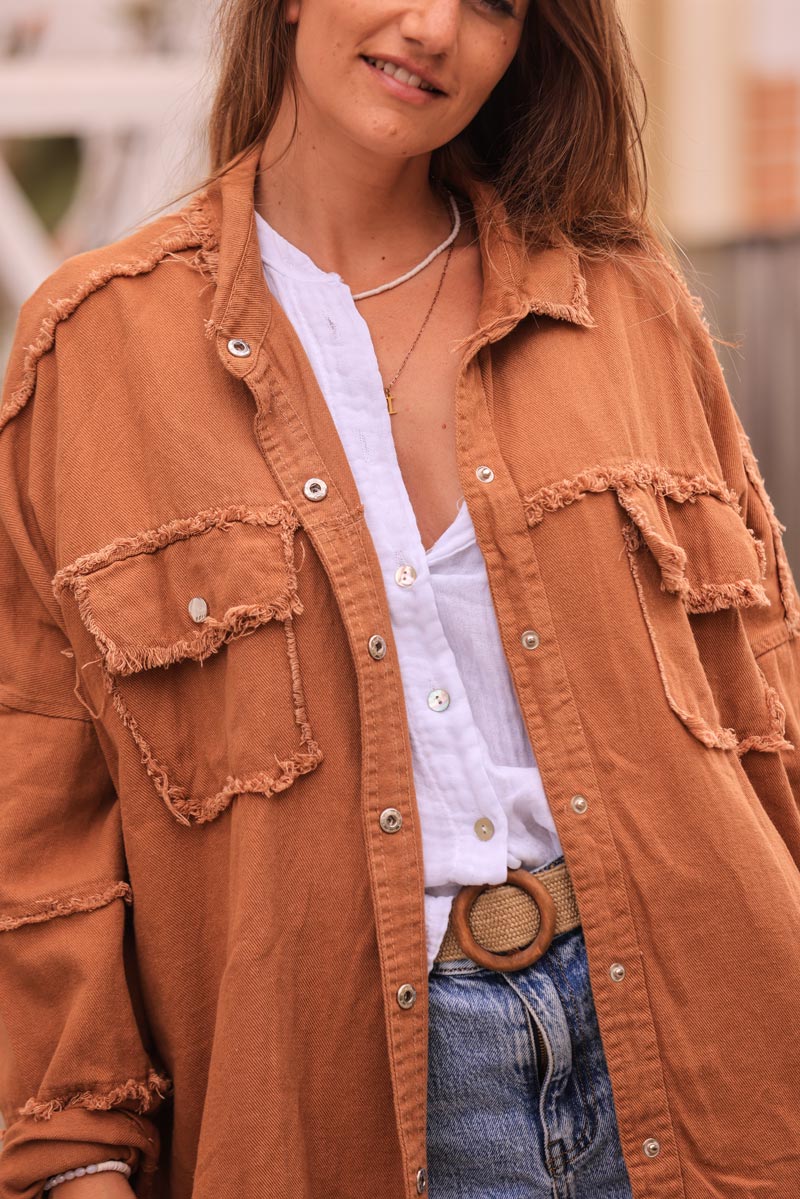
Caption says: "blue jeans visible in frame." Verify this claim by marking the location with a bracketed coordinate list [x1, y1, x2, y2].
[426, 856, 634, 1198]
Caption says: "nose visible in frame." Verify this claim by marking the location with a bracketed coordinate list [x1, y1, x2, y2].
[397, 0, 461, 57]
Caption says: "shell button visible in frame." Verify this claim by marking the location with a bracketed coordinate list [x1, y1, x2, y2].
[474, 817, 495, 841]
[188, 597, 209, 623]
[395, 564, 417, 588]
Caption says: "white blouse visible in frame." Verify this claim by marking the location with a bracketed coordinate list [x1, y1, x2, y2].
[254, 208, 563, 973]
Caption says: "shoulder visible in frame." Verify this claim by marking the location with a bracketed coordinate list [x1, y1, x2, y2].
[0, 191, 218, 432]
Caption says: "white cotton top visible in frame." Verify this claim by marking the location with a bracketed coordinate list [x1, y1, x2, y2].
[254, 208, 564, 973]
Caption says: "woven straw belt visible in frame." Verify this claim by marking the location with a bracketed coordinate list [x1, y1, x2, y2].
[434, 859, 581, 970]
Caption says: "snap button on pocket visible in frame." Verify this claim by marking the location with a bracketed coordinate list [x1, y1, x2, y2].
[227, 338, 251, 357]
[188, 597, 209, 623]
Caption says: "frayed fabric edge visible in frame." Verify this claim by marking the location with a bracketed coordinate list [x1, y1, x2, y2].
[105, 660, 323, 828]
[524, 461, 769, 614]
[73, 587, 302, 678]
[18, 1068, 173, 1122]
[92, 613, 322, 828]
[523, 460, 742, 527]
[739, 431, 800, 639]
[621, 523, 740, 750]
[0, 882, 132, 933]
[735, 666, 795, 756]
[53, 502, 298, 593]
[0, 192, 219, 434]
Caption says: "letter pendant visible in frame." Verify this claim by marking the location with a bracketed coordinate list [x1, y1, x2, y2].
[384, 387, 396, 416]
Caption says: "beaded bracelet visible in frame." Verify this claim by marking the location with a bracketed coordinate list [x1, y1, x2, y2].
[42, 1159, 132, 1191]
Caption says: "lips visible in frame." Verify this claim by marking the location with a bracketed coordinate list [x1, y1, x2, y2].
[360, 54, 446, 95]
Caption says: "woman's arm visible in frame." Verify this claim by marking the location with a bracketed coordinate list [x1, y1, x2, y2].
[679, 287, 800, 842]
[0, 320, 170, 1197]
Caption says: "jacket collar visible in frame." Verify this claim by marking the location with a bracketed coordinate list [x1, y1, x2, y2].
[203, 140, 595, 380]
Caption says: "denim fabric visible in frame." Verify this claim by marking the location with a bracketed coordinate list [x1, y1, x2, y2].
[427, 857, 633, 1198]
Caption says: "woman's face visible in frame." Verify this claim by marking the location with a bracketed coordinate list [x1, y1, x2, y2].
[283, 0, 529, 161]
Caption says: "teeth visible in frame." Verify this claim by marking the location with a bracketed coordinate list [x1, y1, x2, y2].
[364, 56, 437, 92]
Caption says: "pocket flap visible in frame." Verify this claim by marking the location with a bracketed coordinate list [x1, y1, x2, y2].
[54, 505, 302, 677]
[616, 486, 769, 614]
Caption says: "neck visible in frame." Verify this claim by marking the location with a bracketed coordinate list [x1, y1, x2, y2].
[253, 92, 454, 293]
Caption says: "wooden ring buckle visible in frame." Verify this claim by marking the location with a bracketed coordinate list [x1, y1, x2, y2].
[450, 868, 558, 973]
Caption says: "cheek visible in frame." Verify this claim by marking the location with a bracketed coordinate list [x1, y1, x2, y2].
[463, 40, 519, 109]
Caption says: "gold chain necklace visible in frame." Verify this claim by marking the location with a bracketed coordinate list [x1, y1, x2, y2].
[352, 191, 458, 416]
[380, 237, 454, 416]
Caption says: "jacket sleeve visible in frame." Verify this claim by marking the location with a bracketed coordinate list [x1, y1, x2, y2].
[0, 312, 171, 1199]
[677, 283, 800, 857]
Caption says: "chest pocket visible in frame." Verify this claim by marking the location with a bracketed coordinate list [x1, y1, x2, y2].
[617, 480, 792, 754]
[524, 463, 793, 756]
[53, 503, 323, 826]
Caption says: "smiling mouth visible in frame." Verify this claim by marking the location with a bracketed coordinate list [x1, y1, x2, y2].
[361, 56, 445, 95]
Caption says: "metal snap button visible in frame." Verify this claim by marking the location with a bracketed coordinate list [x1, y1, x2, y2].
[416, 1167, 428, 1193]
[397, 983, 417, 1009]
[476, 465, 494, 483]
[570, 794, 589, 814]
[379, 808, 403, 833]
[521, 629, 540, 650]
[303, 477, 328, 502]
[187, 597, 208, 623]
[474, 817, 495, 841]
[643, 1138, 661, 1158]
[226, 337, 251, 357]
[395, 563, 417, 588]
[610, 962, 626, 982]
[368, 634, 387, 660]
[427, 688, 450, 712]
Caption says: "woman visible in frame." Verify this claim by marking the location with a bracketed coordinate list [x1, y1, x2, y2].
[0, 0, 798, 1197]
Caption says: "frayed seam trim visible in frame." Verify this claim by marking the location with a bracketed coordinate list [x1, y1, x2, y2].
[622, 523, 739, 750]
[0, 193, 218, 434]
[17, 1069, 173, 1122]
[0, 882, 132, 933]
[739, 431, 800, 637]
[71, 587, 301, 678]
[735, 667, 795, 756]
[100, 616, 322, 827]
[168, 743, 325, 826]
[523, 461, 741, 527]
[52, 502, 298, 594]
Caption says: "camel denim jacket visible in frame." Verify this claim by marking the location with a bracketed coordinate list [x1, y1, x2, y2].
[0, 140, 799, 1199]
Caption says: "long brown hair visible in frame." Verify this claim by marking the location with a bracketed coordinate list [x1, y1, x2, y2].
[144, 0, 735, 351]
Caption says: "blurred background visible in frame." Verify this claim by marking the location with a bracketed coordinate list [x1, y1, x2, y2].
[0, 0, 797, 567]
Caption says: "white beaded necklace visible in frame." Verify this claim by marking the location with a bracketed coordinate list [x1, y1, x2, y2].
[351, 190, 461, 301]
